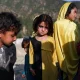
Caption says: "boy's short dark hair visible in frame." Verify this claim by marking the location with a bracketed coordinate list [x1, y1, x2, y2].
[0, 12, 22, 35]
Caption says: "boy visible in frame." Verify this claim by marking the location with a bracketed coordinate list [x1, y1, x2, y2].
[0, 12, 22, 80]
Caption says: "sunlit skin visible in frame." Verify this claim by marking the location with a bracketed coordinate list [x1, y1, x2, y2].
[66, 7, 77, 21]
[0, 31, 16, 47]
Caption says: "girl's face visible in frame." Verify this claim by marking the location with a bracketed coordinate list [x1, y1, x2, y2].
[37, 22, 48, 36]
[67, 7, 77, 21]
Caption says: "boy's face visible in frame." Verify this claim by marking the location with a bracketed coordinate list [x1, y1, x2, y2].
[0, 31, 16, 46]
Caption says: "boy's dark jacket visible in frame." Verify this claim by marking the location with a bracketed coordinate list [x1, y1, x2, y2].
[0, 43, 16, 80]
[4, 43, 16, 71]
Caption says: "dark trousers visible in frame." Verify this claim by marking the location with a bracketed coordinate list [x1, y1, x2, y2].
[0, 67, 12, 80]
[9, 63, 14, 80]
[35, 69, 42, 80]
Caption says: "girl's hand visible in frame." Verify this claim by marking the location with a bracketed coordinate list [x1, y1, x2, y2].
[30, 68, 36, 76]
[22, 74, 26, 78]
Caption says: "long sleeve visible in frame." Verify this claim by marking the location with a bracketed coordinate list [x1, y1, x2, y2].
[29, 41, 34, 65]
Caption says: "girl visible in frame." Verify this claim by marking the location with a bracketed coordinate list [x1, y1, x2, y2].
[29, 14, 58, 80]
[21, 37, 34, 80]
[53, 2, 80, 80]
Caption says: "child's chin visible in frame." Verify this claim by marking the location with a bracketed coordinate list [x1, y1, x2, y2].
[4, 43, 12, 46]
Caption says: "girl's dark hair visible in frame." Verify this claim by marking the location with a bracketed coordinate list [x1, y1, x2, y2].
[65, 3, 77, 18]
[33, 14, 53, 36]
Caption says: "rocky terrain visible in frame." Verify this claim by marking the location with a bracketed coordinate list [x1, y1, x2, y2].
[0, 0, 80, 37]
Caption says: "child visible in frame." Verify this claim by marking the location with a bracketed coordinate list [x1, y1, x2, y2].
[0, 12, 22, 80]
[29, 14, 58, 80]
[21, 36, 34, 80]
[53, 2, 80, 80]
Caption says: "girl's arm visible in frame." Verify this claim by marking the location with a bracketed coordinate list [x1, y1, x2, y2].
[22, 71, 26, 78]
[29, 41, 36, 76]
[30, 66, 36, 76]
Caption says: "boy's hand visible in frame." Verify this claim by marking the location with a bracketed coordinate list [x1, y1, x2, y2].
[30, 67, 36, 76]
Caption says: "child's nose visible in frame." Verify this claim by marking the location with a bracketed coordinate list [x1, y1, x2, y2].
[13, 36, 16, 41]
[42, 27, 45, 31]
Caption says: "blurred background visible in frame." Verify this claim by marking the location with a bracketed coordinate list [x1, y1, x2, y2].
[0, 0, 80, 37]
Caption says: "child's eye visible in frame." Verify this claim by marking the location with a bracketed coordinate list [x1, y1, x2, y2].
[45, 27, 48, 29]
[27, 44, 29, 48]
[38, 25, 43, 28]
[38, 25, 48, 29]
[11, 35, 15, 37]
